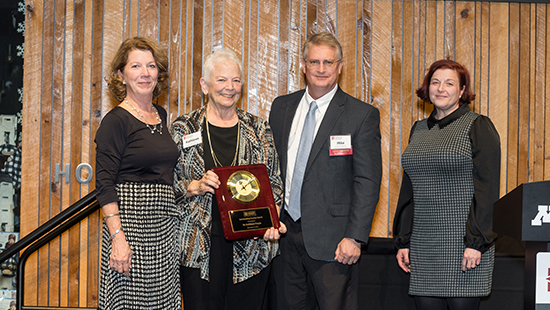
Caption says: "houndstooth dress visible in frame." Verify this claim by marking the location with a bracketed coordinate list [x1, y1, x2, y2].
[95, 105, 181, 309]
[99, 183, 180, 309]
[401, 111, 495, 297]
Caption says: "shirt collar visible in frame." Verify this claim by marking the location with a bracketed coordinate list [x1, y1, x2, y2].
[304, 84, 338, 114]
[427, 103, 471, 129]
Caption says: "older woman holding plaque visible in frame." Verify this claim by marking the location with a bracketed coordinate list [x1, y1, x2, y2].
[170, 48, 286, 310]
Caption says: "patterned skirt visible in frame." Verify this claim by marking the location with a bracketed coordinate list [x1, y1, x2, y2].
[99, 182, 181, 310]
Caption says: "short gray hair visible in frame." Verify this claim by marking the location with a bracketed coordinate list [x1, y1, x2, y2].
[202, 48, 244, 83]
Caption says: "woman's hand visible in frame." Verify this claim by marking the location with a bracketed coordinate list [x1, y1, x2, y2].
[262, 222, 287, 241]
[110, 231, 132, 277]
[102, 202, 132, 277]
[396, 248, 411, 273]
[186, 170, 220, 197]
[462, 248, 481, 272]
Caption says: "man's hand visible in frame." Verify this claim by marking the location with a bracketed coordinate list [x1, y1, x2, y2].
[334, 237, 361, 265]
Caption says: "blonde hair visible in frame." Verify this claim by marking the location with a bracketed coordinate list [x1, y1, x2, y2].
[302, 32, 343, 61]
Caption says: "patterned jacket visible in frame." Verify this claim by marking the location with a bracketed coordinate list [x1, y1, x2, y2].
[170, 106, 283, 283]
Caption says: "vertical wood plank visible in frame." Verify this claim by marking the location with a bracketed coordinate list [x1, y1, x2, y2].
[247, 0, 259, 115]
[417, 0, 429, 119]
[60, 0, 75, 306]
[21, 0, 45, 304]
[369, 0, 391, 240]
[455, 2, 476, 85]
[192, 0, 206, 112]
[82, 0, 99, 305]
[362, 0, 372, 104]
[203, 0, 213, 55]
[88, 0, 113, 307]
[434, 0, 444, 60]
[337, 0, 358, 97]
[355, 0, 364, 101]
[129, 0, 140, 37]
[70, 0, 89, 306]
[157, 0, 171, 113]
[138, 0, 159, 40]
[288, 0, 302, 93]
[166, 0, 181, 120]
[507, 3, 520, 193]
[422, 0, 436, 119]
[306, 0, 317, 38]
[528, 3, 536, 183]
[411, 0, 421, 122]
[278, 0, 290, 97]
[256, 0, 280, 119]
[487, 2, 509, 196]
[317, 0, 327, 32]
[37, 0, 56, 303]
[212, 0, 223, 48]
[476, 3, 489, 116]
[325, 0, 336, 33]
[391, 0, 415, 237]
[242, 0, 250, 111]
[533, 4, 546, 182]
[444, 0, 455, 59]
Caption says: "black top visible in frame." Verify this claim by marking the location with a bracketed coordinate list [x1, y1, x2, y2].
[393, 104, 500, 252]
[95, 105, 179, 207]
[201, 119, 239, 235]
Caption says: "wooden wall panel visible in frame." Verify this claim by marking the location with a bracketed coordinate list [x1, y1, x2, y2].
[370, 0, 392, 237]
[20, 0, 550, 307]
[21, 0, 42, 305]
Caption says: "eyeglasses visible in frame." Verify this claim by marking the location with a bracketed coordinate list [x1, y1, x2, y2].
[304, 59, 341, 68]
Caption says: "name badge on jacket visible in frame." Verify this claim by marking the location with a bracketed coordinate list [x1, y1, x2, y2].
[329, 134, 353, 156]
[182, 131, 202, 148]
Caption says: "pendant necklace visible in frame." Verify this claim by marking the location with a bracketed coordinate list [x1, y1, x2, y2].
[126, 98, 163, 135]
[205, 114, 240, 167]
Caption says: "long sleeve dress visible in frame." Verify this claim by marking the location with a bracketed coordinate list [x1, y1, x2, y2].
[393, 104, 500, 297]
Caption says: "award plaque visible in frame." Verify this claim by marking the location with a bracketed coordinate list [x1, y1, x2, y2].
[211, 164, 280, 240]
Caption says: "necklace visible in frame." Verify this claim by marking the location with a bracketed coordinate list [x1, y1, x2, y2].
[126, 98, 163, 135]
[205, 115, 240, 167]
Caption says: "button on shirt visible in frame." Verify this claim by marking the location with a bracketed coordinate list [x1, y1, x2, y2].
[284, 85, 338, 210]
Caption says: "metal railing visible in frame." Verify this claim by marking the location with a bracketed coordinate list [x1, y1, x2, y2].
[0, 190, 99, 310]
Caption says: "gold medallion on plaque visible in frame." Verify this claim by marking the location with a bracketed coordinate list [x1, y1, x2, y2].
[227, 170, 261, 204]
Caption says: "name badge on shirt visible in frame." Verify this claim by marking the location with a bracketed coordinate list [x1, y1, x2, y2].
[182, 131, 202, 148]
[329, 134, 353, 156]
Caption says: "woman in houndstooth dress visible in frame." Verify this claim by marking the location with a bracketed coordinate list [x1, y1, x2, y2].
[393, 59, 501, 310]
[95, 37, 181, 310]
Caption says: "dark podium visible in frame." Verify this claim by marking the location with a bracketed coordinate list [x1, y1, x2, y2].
[494, 180, 550, 310]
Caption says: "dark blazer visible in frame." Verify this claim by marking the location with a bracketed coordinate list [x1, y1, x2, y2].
[269, 87, 382, 260]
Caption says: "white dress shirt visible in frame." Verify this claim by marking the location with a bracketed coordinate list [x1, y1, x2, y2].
[284, 85, 338, 210]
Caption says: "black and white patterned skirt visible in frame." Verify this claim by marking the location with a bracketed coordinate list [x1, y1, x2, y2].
[99, 182, 181, 310]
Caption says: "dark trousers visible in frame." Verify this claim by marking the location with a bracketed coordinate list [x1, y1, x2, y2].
[181, 233, 271, 310]
[272, 211, 359, 310]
